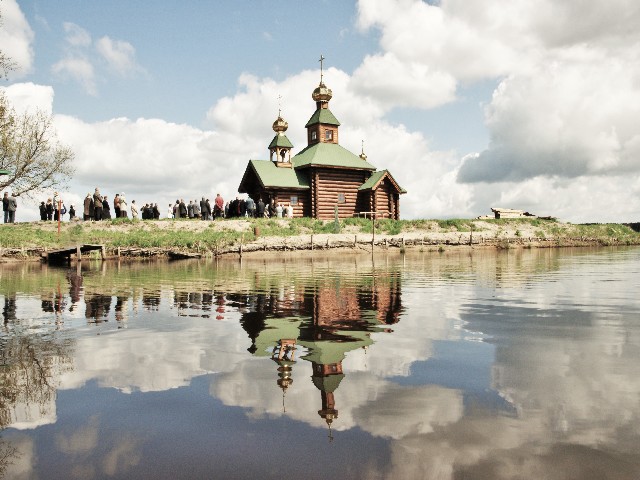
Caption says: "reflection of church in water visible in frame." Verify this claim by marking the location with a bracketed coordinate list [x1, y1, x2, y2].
[237, 272, 402, 436]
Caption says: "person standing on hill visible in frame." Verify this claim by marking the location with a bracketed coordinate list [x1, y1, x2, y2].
[93, 188, 103, 221]
[113, 194, 121, 218]
[102, 196, 111, 219]
[256, 198, 265, 218]
[2, 192, 8, 223]
[83, 193, 93, 220]
[131, 200, 138, 219]
[245, 196, 255, 218]
[39, 201, 47, 221]
[119, 193, 128, 218]
[179, 199, 187, 218]
[6, 193, 17, 223]
[53, 192, 61, 221]
[214, 193, 224, 219]
[200, 197, 208, 220]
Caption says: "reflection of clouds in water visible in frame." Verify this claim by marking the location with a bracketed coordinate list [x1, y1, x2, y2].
[56, 415, 99, 454]
[58, 309, 248, 393]
[53, 416, 143, 478]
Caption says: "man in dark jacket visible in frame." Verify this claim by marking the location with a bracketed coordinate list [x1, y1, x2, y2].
[200, 197, 208, 220]
[2, 192, 8, 223]
[256, 198, 265, 218]
[39, 201, 47, 221]
[179, 199, 187, 218]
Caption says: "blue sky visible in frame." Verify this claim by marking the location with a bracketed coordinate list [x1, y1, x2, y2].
[2, 0, 640, 222]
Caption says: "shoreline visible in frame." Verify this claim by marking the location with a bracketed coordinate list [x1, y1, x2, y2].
[1, 218, 639, 262]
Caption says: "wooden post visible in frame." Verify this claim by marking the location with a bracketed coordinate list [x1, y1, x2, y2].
[311, 234, 314, 251]
[372, 214, 375, 251]
[101, 246, 106, 260]
[76, 245, 82, 262]
[354, 235, 357, 247]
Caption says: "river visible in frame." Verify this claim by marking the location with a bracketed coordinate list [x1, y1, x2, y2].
[1, 247, 639, 479]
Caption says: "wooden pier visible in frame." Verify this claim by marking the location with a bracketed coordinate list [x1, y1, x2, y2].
[44, 244, 106, 263]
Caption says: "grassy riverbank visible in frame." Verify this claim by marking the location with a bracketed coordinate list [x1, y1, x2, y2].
[1, 217, 639, 259]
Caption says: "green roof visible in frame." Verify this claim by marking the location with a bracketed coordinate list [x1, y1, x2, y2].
[312, 374, 345, 393]
[359, 170, 386, 191]
[358, 169, 407, 194]
[305, 108, 341, 128]
[0, 169, 10, 175]
[268, 133, 294, 149]
[246, 159, 310, 190]
[293, 142, 376, 170]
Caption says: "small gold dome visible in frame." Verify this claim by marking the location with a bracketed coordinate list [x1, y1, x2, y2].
[312, 82, 333, 103]
[272, 115, 288, 133]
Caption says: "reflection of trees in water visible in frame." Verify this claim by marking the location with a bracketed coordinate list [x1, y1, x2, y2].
[0, 439, 20, 479]
[0, 332, 74, 430]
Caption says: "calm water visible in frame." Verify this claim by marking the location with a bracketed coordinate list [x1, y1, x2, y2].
[0, 247, 639, 480]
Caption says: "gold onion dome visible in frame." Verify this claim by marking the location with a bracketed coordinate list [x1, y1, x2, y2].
[272, 115, 288, 134]
[312, 82, 333, 102]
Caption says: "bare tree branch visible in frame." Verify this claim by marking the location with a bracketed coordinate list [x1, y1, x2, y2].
[0, 93, 75, 196]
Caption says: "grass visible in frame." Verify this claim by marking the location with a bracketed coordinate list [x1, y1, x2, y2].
[1, 217, 639, 251]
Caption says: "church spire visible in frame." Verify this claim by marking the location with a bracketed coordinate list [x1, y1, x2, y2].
[269, 97, 294, 167]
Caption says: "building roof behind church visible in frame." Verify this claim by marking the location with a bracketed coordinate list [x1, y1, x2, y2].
[248, 159, 310, 189]
[293, 143, 376, 170]
[268, 133, 294, 149]
[305, 108, 341, 128]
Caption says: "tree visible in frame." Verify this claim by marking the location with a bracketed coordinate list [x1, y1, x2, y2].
[0, 92, 75, 196]
[0, 6, 17, 79]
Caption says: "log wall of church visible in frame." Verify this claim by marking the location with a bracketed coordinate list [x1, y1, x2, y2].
[374, 179, 399, 219]
[312, 168, 371, 219]
[272, 189, 310, 217]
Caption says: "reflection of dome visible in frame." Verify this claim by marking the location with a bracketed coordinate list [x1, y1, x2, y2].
[272, 115, 288, 134]
[312, 82, 333, 103]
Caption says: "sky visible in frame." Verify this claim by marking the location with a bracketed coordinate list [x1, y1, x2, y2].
[1, 0, 640, 222]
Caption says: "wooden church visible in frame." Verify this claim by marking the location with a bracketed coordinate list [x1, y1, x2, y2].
[238, 61, 405, 220]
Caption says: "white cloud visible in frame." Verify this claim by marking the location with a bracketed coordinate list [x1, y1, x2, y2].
[2, 82, 54, 114]
[51, 56, 97, 96]
[459, 53, 640, 183]
[353, 0, 640, 219]
[0, 0, 35, 77]
[62, 22, 91, 47]
[96, 36, 139, 76]
[351, 53, 457, 109]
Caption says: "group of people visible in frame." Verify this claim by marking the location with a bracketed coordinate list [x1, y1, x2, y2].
[38, 192, 74, 221]
[83, 189, 162, 221]
[223, 197, 294, 219]
[167, 194, 295, 220]
[2, 192, 18, 223]
[2, 187, 296, 224]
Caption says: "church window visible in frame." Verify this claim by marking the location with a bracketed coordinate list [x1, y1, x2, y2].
[311, 131, 317, 141]
[325, 129, 333, 141]
[337, 193, 345, 204]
